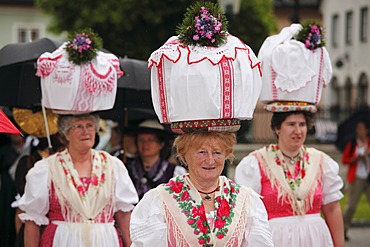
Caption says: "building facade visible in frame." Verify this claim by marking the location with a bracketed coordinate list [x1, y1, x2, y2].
[0, 0, 64, 49]
[321, 0, 370, 121]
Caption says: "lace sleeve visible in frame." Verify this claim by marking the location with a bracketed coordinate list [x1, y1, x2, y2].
[243, 188, 274, 247]
[130, 188, 168, 246]
[321, 154, 344, 205]
[235, 155, 262, 194]
[13, 160, 50, 226]
[112, 157, 139, 212]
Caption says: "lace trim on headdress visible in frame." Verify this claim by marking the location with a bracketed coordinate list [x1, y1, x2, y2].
[148, 35, 260, 71]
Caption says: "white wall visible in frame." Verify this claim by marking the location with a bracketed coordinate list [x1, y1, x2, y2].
[321, 0, 370, 108]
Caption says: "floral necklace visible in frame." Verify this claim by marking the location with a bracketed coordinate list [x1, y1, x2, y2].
[270, 145, 310, 200]
[164, 175, 240, 246]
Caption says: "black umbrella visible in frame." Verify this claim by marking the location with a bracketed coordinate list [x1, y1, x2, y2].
[0, 38, 64, 108]
[98, 57, 156, 124]
[0, 38, 66, 152]
[335, 108, 370, 151]
[0, 38, 64, 67]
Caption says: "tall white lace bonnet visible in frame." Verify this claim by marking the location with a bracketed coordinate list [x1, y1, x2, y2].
[258, 23, 332, 113]
[148, 2, 262, 133]
[36, 30, 123, 115]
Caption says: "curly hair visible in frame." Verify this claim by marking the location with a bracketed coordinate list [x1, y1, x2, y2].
[57, 114, 100, 142]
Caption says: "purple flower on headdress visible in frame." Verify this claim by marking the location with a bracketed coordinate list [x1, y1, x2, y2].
[68, 33, 94, 54]
[295, 22, 325, 51]
[192, 6, 223, 43]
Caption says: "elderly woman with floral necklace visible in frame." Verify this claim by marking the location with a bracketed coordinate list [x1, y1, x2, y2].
[130, 131, 274, 246]
[14, 114, 138, 247]
[235, 111, 344, 247]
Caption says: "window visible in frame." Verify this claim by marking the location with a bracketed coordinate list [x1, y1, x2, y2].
[345, 11, 353, 45]
[360, 7, 368, 42]
[344, 78, 353, 111]
[329, 77, 341, 121]
[17, 28, 40, 43]
[12, 23, 44, 43]
[357, 73, 369, 107]
[332, 15, 339, 47]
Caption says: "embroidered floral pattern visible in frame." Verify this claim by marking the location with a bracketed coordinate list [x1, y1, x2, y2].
[58, 150, 107, 199]
[267, 144, 310, 195]
[165, 175, 240, 245]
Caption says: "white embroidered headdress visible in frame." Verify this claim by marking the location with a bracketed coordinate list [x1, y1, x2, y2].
[258, 23, 332, 113]
[148, 2, 262, 133]
[36, 30, 123, 115]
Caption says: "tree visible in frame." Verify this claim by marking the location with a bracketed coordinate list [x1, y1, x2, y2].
[227, 0, 277, 54]
[36, 0, 276, 59]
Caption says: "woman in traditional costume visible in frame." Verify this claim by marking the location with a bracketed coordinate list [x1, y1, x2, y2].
[130, 2, 273, 246]
[13, 30, 138, 247]
[131, 130, 273, 246]
[235, 23, 345, 247]
[14, 114, 138, 247]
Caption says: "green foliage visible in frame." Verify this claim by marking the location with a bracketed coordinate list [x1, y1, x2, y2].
[176, 1, 228, 47]
[340, 192, 370, 220]
[65, 29, 103, 65]
[36, 0, 275, 59]
[228, 0, 277, 53]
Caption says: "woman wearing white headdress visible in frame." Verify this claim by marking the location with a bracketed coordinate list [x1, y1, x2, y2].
[235, 23, 344, 247]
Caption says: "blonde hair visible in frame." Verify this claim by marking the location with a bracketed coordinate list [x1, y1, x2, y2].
[173, 131, 236, 166]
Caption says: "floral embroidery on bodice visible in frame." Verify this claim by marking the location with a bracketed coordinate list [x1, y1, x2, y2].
[253, 145, 323, 216]
[164, 175, 241, 246]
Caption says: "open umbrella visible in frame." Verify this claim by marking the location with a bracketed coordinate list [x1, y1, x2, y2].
[0, 38, 64, 108]
[0, 109, 21, 135]
[0, 38, 64, 151]
[98, 57, 155, 124]
[335, 108, 370, 151]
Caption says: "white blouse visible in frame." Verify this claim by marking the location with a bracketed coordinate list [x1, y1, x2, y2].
[130, 185, 274, 247]
[14, 156, 138, 225]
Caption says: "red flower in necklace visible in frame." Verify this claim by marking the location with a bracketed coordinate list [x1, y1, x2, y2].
[168, 179, 183, 193]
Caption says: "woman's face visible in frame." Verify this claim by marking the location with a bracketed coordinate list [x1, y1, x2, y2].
[185, 139, 226, 182]
[356, 122, 368, 138]
[276, 113, 307, 151]
[65, 119, 96, 151]
[137, 133, 163, 159]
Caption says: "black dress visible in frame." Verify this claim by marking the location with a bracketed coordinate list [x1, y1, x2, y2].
[13, 152, 43, 247]
[126, 158, 178, 200]
[0, 144, 21, 247]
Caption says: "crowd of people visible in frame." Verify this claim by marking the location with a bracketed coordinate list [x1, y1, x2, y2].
[2, 1, 370, 247]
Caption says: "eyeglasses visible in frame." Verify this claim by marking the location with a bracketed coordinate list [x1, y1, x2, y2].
[71, 123, 96, 133]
